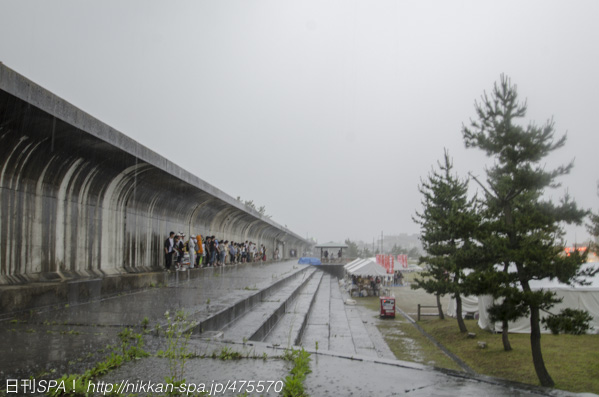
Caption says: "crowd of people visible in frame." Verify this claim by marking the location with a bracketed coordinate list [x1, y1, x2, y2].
[163, 231, 268, 271]
[351, 274, 383, 296]
[393, 270, 404, 286]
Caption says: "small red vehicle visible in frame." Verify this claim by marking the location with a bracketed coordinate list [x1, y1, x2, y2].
[380, 296, 396, 318]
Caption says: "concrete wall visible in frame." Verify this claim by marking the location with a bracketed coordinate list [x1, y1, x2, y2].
[0, 63, 312, 285]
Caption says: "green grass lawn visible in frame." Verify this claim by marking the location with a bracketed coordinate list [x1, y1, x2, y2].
[418, 318, 599, 394]
[357, 282, 599, 394]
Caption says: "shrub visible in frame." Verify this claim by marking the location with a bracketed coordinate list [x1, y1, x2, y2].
[541, 309, 593, 335]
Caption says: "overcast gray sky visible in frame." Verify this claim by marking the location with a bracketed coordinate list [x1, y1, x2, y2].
[1, 1, 598, 245]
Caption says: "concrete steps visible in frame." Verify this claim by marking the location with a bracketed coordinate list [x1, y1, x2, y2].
[191, 265, 386, 359]
[218, 267, 317, 342]
[299, 274, 380, 357]
[189, 264, 314, 335]
[262, 270, 324, 347]
[300, 273, 332, 351]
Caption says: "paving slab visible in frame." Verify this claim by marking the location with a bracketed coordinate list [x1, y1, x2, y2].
[221, 268, 316, 342]
[1, 263, 593, 397]
[304, 353, 564, 397]
[263, 270, 323, 346]
[98, 339, 583, 397]
[0, 261, 308, 384]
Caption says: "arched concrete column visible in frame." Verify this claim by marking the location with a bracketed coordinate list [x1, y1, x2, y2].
[0, 64, 314, 286]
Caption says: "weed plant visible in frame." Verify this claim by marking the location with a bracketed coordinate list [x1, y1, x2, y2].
[156, 310, 193, 392]
[47, 327, 148, 396]
[282, 348, 311, 397]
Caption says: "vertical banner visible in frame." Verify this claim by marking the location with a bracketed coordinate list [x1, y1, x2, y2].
[387, 255, 394, 274]
[403, 255, 408, 268]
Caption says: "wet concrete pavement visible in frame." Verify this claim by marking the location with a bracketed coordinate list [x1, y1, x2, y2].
[0, 261, 305, 384]
[0, 262, 592, 396]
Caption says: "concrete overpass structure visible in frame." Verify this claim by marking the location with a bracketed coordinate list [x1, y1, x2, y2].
[0, 63, 312, 291]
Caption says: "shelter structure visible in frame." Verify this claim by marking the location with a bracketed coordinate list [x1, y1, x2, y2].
[315, 242, 348, 263]
[447, 262, 599, 334]
[345, 259, 387, 277]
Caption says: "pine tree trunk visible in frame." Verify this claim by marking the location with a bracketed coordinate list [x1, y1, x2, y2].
[436, 293, 445, 320]
[455, 293, 468, 333]
[501, 320, 512, 351]
[530, 303, 555, 387]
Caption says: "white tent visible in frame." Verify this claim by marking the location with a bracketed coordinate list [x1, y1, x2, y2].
[344, 258, 368, 271]
[446, 295, 480, 318]
[346, 259, 388, 277]
[405, 264, 424, 272]
[449, 263, 599, 334]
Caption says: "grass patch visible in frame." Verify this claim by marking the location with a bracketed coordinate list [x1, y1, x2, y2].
[356, 297, 461, 371]
[358, 290, 599, 394]
[418, 318, 599, 394]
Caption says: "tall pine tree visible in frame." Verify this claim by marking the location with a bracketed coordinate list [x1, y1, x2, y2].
[588, 181, 599, 252]
[413, 150, 480, 333]
[462, 75, 589, 387]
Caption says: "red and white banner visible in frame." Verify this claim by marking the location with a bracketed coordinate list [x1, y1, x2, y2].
[399, 255, 407, 268]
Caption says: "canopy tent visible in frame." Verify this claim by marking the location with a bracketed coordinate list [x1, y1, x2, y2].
[345, 259, 388, 277]
[404, 264, 424, 272]
[344, 258, 370, 272]
[344, 258, 365, 269]
[447, 262, 599, 334]
[446, 295, 480, 318]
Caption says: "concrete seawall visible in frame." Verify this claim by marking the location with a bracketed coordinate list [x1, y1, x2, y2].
[0, 63, 311, 299]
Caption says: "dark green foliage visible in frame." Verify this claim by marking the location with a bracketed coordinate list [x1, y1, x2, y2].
[542, 309, 593, 335]
[413, 149, 481, 333]
[462, 75, 589, 387]
[587, 181, 599, 252]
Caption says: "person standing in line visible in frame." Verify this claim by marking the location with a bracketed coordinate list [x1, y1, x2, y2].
[250, 242, 255, 262]
[173, 234, 183, 269]
[229, 241, 236, 264]
[164, 231, 175, 271]
[221, 240, 228, 265]
[213, 236, 220, 266]
[205, 236, 212, 266]
[188, 234, 196, 269]
[196, 234, 203, 268]
[210, 236, 218, 266]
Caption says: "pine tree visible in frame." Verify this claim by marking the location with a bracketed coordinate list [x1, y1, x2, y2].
[588, 181, 599, 252]
[413, 150, 480, 333]
[462, 75, 589, 387]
